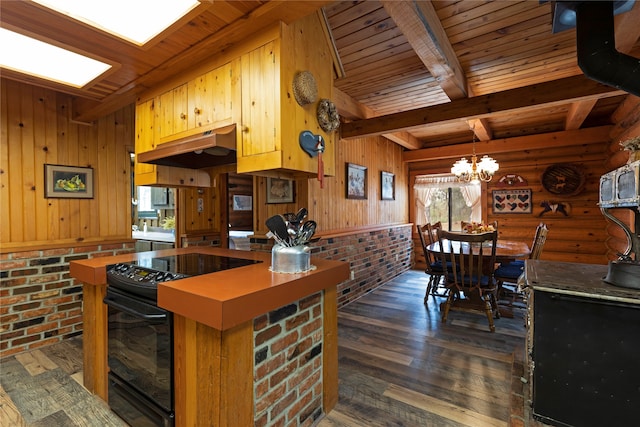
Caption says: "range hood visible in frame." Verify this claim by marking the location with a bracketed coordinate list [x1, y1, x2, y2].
[137, 124, 237, 169]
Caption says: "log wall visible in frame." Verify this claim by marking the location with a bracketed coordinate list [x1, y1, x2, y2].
[409, 126, 616, 266]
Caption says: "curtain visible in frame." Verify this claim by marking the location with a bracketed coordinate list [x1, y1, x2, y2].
[413, 174, 482, 224]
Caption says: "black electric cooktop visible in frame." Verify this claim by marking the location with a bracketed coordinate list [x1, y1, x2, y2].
[106, 253, 262, 301]
[136, 252, 262, 276]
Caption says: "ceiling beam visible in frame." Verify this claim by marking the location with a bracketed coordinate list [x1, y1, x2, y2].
[333, 88, 421, 150]
[381, 0, 467, 100]
[403, 126, 612, 163]
[467, 118, 493, 141]
[565, 99, 597, 130]
[614, 1, 640, 52]
[340, 75, 626, 140]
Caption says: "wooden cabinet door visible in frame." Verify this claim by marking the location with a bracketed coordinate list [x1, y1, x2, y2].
[159, 83, 188, 140]
[135, 99, 158, 183]
[188, 62, 237, 130]
[238, 41, 280, 170]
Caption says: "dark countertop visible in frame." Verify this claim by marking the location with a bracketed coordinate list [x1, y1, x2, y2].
[525, 260, 640, 304]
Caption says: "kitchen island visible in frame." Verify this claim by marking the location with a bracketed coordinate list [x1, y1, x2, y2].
[70, 247, 349, 427]
[524, 260, 640, 427]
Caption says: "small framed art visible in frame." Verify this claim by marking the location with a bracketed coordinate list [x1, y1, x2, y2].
[492, 189, 532, 214]
[44, 164, 94, 199]
[266, 178, 295, 204]
[232, 195, 253, 211]
[381, 171, 395, 200]
[346, 163, 367, 199]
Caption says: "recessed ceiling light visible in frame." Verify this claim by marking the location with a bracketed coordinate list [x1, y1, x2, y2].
[0, 28, 112, 88]
[33, 0, 201, 45]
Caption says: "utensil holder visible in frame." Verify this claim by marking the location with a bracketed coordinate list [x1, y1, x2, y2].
[271, 244, 311, 273]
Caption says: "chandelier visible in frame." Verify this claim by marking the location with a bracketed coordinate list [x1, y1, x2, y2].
[451, 135, 499, 184]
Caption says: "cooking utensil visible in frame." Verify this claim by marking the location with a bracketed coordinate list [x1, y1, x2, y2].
[295, 207, 307, 224]
[266, 215, 290, 246]
[266, 231, 286, 247]
[296, 220, 316, 245]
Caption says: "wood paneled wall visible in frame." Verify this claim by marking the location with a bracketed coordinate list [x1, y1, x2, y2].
[1, 79, 134, 251]
[409, 127, 615, 265]
[252, 135, 408, 235]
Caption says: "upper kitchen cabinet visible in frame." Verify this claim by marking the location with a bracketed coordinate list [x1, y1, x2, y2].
[134, 12, 335, 183]
[236, 13, 336, 179]
[134, 98, 211, 187]
[158, 61, 239, 144]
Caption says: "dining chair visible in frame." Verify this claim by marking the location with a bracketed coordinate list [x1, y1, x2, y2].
[417, 223, 447, 303]
[436, 228, 500, 332]
[495, 223, 549, 303]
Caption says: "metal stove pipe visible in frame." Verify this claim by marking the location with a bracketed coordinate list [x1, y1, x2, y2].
[575, 1, 640, 97]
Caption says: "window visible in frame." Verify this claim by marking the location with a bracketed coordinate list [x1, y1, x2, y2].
[414, 174, 482, 231]
[426, 187, 472, 231]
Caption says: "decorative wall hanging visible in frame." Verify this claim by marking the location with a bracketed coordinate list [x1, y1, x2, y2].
[44, 164, 94, 199]
[492, 189, 532, 214]
[292, 71, 317, 106]
[266, 178, 295, 204]
[541, 163, 585, 196]
[346, 163, 367, 199]
[496, 174, 528, 187]
[538, 200, 571, 217]
[317, 98, 340, 132]
[299, 130, 325, 188]
[381, 171, 395, 200]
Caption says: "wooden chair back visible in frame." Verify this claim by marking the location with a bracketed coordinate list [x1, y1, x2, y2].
[417, 222, 441, 270]
[436, 229, 498, 289]
[530, 223, 549, 260]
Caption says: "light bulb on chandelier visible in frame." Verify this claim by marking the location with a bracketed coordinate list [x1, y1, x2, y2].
[451, 130, 499, 184]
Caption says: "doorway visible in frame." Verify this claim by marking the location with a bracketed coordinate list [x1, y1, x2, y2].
[226, 172, 253, 250]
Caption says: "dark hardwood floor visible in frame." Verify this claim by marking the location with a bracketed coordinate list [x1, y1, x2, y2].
[318, 269, 545, 427]
[0, 269, 546, 426]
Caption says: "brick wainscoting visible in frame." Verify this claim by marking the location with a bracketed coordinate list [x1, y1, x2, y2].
[252, 224, 414, 309]
[0, 242, 135, 358]
[254, 292, 324, 427]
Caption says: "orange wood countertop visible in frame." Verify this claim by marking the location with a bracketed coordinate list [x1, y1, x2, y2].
[69, 247, 350, 330]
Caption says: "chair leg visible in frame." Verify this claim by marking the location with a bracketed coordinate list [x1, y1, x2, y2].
[424, 275, 435, 303]
[483, 294, 496, 332]
[441, 287, 454, 323]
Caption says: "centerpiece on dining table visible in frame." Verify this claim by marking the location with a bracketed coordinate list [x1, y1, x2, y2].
[461, 222, 496, 234]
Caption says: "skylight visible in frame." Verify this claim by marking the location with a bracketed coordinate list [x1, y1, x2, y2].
[0, 28, 112, 88]
[33, 0, 201, 45]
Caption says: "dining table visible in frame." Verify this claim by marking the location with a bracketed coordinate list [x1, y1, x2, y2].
[426, 238, 531, 264]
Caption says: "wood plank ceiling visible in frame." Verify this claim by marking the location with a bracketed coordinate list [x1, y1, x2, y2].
[2, 0, 639, 151]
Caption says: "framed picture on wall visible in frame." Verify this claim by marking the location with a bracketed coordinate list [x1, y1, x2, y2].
[266, 178, 295, 204]
[346, 163, 367, 199]
[381, 171, 395, 200]
[492, 189, 532, 214]
[44, 164, 94, 199]
[232, 195, 252, 211]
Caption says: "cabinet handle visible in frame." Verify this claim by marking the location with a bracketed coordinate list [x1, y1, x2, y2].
[180, 113, 186, 120]
[241, 125, 248, 133]
[194, 107, 201, 115]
